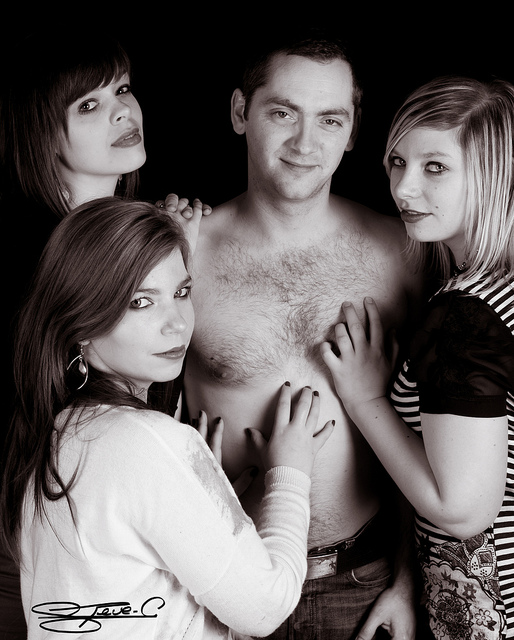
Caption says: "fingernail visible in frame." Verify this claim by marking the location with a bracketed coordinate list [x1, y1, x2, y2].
[365, 297, 374, 304]
[313, 390, 319, 397]
[284, 381, 291, 387]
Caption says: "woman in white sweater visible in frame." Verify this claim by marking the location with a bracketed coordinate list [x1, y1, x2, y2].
[1, 197, 334, 639]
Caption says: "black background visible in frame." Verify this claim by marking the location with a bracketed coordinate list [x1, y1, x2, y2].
[2, 8, 512, 217]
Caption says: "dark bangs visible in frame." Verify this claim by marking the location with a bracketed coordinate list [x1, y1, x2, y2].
[50, 38, 132, 132]
[7, 33, 132, 140]
[1, 34, 134, 214]
[61, 41, 131, 105]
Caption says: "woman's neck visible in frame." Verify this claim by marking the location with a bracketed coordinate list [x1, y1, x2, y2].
[62, 173, 120, 209]
[133, 387, 148, 403]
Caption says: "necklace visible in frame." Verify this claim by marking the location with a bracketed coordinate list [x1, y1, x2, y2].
[451, 260, 467, 288]
[455, 260, 467, 272]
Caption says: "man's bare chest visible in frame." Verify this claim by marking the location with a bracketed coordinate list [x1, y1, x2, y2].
[190, 239, 404, 383]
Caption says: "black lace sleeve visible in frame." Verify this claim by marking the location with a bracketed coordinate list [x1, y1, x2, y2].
[409, 291, 514, 418]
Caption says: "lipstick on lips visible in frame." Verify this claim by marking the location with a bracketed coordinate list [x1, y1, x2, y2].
[112, 127, 142, 148]
[154, 345, 186, 360]
[400, 209, 431, 224]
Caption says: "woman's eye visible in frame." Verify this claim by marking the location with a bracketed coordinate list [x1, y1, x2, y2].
[117, 84, 131, 95]
[390, 156, 405, 167]
[427, 162, 447, 174]
[78, 99, 99, 113]
[175, 286, 192, 299]
[130, 297, 152, 309]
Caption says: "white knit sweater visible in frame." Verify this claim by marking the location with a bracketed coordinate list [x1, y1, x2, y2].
[20, 405, 311, 639]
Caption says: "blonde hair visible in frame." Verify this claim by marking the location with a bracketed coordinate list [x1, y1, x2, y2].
[384, 76, 514, 288]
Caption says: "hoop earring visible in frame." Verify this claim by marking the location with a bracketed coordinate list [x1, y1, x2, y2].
[67, 344, 89, 390]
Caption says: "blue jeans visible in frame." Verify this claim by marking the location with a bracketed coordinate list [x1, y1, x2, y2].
[266, 557, 392, 640]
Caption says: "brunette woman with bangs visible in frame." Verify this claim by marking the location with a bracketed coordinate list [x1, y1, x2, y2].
[1, 34, 142, 217]
[1, 32, 206, 291]
[1, 32, 207, 638]
[1, 197, 333, 639]
[322, 77, 514, 639]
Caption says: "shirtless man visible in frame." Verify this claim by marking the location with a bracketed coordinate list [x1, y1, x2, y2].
[183, 36, 422, 639]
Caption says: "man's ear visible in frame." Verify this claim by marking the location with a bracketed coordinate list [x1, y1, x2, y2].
[346, 106, 362, 152]
[231, 88, 247, 135]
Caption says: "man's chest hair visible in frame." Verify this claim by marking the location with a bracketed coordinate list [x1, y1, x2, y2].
[190, 233, 403, 383]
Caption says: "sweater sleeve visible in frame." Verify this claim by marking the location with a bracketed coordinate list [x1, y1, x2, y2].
[195, 466, 310, 637]
[113, 413, 311, 637]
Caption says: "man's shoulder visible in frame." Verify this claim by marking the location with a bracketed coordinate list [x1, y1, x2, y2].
[332, 193, 400, 221]
[196, 193, 407, 259]
[331, 194, 406, 245]
[196, 196, 241, 250]
[332, 195, 424, 295]
[211, 196, 240, 218]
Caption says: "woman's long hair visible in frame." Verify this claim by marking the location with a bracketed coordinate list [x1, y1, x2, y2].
[0, 33, 139, 217]
[384, 76, 514, 289]
[0, 197, 189, 562]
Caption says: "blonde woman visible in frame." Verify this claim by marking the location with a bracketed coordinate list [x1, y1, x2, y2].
[322, 76, 514, 639]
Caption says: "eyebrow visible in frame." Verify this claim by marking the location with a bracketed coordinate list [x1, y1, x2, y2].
[135, 276, 192, 295]
[263, 97, 352, 120]
[421, 151, 453, 159]
[390, 147, 454, 159]
[177, 276, 193, 289]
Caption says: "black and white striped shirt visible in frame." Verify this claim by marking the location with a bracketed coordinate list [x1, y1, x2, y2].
[391, 275, 514, 638]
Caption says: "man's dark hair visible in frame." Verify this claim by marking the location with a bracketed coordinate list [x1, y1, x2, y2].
[240, 29, 363, 118]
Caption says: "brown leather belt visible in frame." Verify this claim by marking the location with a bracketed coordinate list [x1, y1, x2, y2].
[306, 511, 392, 580]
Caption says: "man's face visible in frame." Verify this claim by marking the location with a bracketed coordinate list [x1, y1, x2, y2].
[237, 54, 358, 204]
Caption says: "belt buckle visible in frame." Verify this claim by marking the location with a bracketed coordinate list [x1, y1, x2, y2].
[306, 551, 337, 580]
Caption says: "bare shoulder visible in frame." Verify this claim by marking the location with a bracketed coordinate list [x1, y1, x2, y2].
[198, 196, 241, 245]
[333, 195, 424, 297]
[333, 195, 405, 247]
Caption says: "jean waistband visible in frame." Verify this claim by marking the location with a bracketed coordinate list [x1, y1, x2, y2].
[306, 510, 392, 580]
